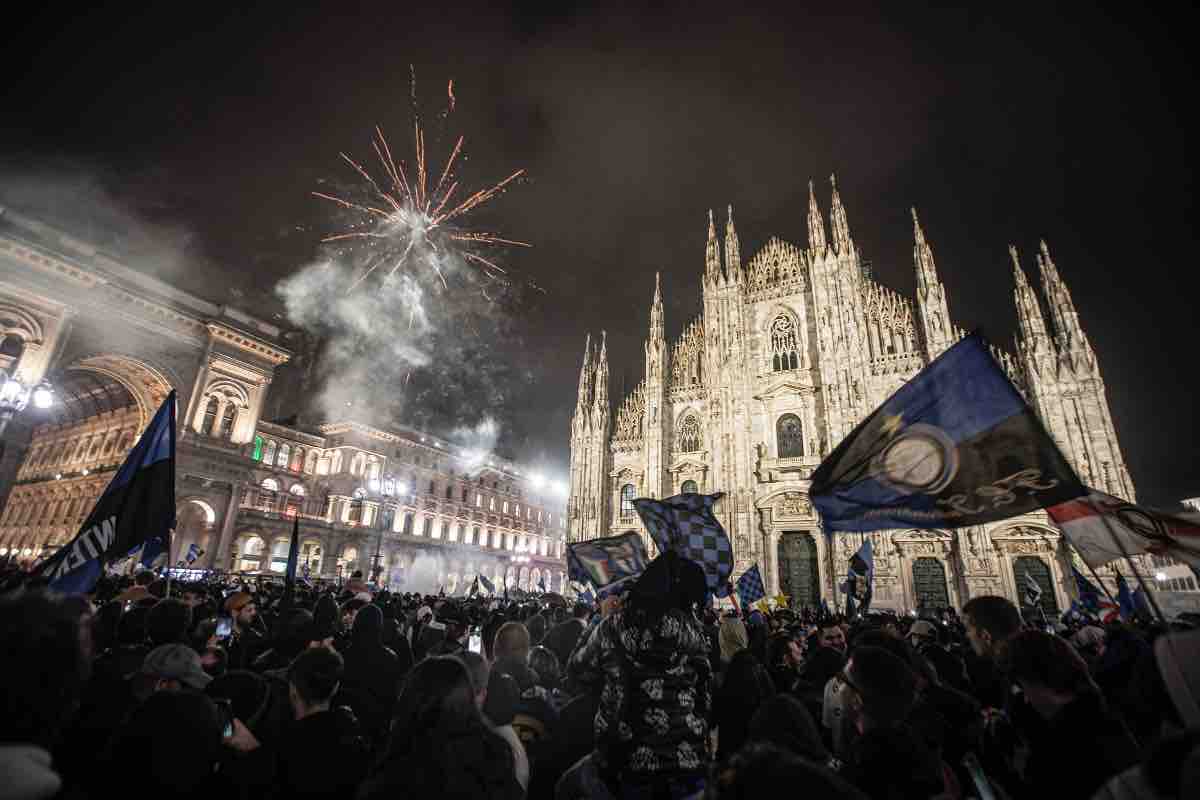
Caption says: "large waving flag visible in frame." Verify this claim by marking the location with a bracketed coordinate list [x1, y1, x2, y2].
[634, 493, 733, 597]
[811, 334, 1084, 531]
[478, 574, 496, 595]
[1048, 489, 1200, 571]
[841, 538, 874, 616]
[736, 564, 767, 612]
[566, 530, 649, 596]
[39, 391, 177, 593]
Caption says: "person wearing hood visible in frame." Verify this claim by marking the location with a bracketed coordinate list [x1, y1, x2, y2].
[718, 614, 749, 668]
[562, 549, 712, 799]
[251, 609, 316, 674]
[340, 604, 403, 744]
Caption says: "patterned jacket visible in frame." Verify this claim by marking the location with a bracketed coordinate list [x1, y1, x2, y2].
[568, 608, 712, 780]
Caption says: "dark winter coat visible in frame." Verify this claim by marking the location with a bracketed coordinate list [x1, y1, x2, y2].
[1021, 692, 1140, 800]
[275, 708, 370, 798]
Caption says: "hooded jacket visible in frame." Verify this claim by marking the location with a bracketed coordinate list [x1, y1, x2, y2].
[341, 605, 402, 732]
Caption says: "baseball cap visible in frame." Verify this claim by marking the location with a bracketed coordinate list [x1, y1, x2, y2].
[142, 644, 212, 689]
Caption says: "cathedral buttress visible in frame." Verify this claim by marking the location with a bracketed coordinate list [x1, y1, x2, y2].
[911, 208, 954, 360]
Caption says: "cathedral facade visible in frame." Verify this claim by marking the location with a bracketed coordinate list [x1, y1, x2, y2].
[567, 177, 1137, 615]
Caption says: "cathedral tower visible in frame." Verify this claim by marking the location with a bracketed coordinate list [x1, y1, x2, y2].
[911, 208, 954, 360]
[643, 272, 669, 501]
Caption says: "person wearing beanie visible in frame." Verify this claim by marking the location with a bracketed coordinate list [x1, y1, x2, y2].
[223, 591, 265, 671]
[746, 693, 833, 766]
[562, 550, 712, 797]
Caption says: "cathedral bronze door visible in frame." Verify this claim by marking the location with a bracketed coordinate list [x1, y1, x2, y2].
[777, 532, 820, 609]
[912, 557, 950, 612]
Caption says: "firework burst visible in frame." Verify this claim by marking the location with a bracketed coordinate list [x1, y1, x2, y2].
[314, 74, 529, 293]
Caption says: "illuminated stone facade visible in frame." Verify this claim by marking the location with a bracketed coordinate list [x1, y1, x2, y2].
[568, 178, 1139, 613]
[0, 209, 566, 591]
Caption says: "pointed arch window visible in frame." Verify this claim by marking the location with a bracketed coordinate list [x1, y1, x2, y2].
[219, 403, 237, 440]
[620, 484, 636, 517]
[770, 315, 801, 372]
[678, 415, 701, 453]
[777, 414, 804, 458]
[202, 396, 219, 434]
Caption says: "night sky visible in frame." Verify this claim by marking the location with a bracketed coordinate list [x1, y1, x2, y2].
[2, 3, 1195, 505]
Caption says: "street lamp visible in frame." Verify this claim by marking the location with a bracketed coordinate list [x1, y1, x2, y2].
[372, 473, 398, 584]
[0, 367, 54, 437]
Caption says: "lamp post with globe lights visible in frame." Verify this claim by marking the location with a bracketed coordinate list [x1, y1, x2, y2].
[367, 473, 405, 585]
[0, 367, 54, 438]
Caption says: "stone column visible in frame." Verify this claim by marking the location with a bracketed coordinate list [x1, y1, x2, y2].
[210, 481, 242, 569]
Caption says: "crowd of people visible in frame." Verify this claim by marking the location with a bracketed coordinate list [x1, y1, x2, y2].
[0, 549, 1197, 799]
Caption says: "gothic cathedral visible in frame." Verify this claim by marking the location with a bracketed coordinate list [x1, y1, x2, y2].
[567, 176, 1135, 614]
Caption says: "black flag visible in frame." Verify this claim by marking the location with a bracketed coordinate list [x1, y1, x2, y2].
[39, 391, 177, 593]
[280, 514, 301, 611]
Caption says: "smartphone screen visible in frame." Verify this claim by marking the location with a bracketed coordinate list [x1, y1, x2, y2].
[215, 700, 235, 739]
[216, 616, 233, 638]
[468, 632, 482, 654]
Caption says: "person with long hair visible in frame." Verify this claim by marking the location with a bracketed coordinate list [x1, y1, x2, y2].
[358, 656, 523, 799]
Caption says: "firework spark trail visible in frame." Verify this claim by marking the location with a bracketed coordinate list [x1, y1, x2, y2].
[314, 74, 528, 295]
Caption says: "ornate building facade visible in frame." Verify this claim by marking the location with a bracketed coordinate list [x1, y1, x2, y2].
[0, 208, 566, 592]
[568, 177, 1138, 614]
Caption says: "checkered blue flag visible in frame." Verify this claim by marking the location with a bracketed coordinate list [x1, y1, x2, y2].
[634, 492, 734, 597]
[736, 564, 766, 611]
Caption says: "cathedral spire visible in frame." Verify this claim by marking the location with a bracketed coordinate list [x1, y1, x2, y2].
[911, 207, 940, 292]
[911, 207, 952, 359]
[806, 179, 826, 253]
[1037, 239, 1093, 361]
[576, 333, 594, 408]
[724, 204, 741, 280]
[829, 173, 853, 253]
[649, 272, 664, 342]
[593, 330, 609, 416]
[1011, 245, 1051, 346]
[705, 209, 721, 282]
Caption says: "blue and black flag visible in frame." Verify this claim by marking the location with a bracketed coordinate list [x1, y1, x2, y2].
[39, 391, 177, 593]
[811, 334, 1084, 532]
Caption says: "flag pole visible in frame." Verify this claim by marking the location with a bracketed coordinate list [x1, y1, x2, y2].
[1094, 510, 1168, 624]
[1063, 538, 1122, 608]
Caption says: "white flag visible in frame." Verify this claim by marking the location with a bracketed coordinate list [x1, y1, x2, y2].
[1048, 489, 1200, 570]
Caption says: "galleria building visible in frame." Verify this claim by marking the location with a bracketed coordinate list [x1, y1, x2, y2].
[0, 208, 567, 594]
[568, 176, 1144, 615]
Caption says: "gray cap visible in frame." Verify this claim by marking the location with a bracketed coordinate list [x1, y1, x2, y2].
[141, 644, 212, 689]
